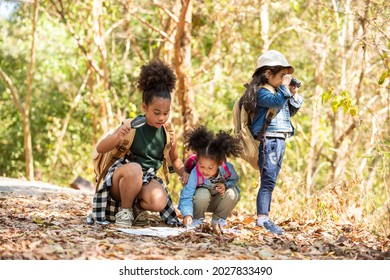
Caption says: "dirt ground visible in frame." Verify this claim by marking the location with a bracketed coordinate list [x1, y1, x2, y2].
[0, 177, 389, 260]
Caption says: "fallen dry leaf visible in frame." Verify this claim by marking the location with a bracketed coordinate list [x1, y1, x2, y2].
[0, 184, 389, 260]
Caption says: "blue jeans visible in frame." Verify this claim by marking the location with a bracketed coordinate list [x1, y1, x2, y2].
[257, 137, 286, 215]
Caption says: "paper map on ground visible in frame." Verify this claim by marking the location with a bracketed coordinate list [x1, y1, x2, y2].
[117, 227, 189, 238]
[117, 226, 241, 237]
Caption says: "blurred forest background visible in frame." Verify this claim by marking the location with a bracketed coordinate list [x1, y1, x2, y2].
[0, 0, 389, 237]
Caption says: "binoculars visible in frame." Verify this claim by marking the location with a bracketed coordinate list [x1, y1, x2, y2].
[290, 77, 302, 88]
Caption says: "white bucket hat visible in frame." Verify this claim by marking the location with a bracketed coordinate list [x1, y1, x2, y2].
[253, 50, 294, 76]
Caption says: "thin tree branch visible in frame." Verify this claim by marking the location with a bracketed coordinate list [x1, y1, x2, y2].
[49, 0, 105, 78]
[50, 69, 92, 175]
[0, 67, 25, 116]
[153, 0, 179, 23]
[129, 11, 175, 44]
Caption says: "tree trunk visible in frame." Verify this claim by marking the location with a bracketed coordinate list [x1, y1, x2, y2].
[22, 114, 34, 180]
[174, 0, 198, 136]
[330, 0, 361, 180]
[304, 5, 330, 193]
[93, 0, 116, 129]
[23, 0, 39, 180]
[260, 0, 270, 52]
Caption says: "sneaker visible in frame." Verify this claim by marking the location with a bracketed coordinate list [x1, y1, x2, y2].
[132, 203, 148, 226]
[262, 220, 285, 236]
[211, 218, 227, 235]
[211, 218, 227, 227]
[115, 209, 134, 227]
[191, 218, 204, 227]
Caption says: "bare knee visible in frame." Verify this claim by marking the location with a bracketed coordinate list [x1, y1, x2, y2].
[149, 191, 167, 212]
[138, 182, 167, 212]
[120, 163, 142, 180]
[113, 163, 142, 186]
[111, 163, 143, 201]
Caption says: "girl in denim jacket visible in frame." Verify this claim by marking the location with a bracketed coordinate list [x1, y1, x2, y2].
[240, 50, 304, 235]
[178, 126, 242, 232]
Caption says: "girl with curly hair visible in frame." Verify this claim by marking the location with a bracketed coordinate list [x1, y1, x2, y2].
[178, 126, 242, 231]
[94, 60, 189, 227]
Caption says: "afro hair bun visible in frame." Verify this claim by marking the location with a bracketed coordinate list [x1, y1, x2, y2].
[137, 60, 177, 94]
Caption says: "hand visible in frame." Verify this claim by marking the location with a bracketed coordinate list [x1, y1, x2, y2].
[289, 85, 298, 95]
[114, 124, 131, 142]
[215, 182, 226, 196]
[183, 215, 193, 226]
[180, 171, 190, 185]
[282, 74, 292, 87]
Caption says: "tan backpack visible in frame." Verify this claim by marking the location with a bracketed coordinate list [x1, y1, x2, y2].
[233, 100, 260, 170]
[233, 84, 277, 170]
[91, 119, 174, 192]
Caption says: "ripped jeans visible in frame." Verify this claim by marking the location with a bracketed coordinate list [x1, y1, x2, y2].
[257, 137, 286, 215]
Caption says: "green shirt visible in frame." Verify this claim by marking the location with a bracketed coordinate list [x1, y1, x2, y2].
[129, 122, 166, 172]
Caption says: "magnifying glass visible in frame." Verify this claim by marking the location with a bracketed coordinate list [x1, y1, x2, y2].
[130, 115, 147, 128]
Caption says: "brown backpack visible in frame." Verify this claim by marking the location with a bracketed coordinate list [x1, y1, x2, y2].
[233, 100, 260, 170]
[91, 119, 174, 192]
[233, 84, 277, 170]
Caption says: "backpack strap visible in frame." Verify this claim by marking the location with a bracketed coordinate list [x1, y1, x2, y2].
[162, 121, 174, 184]
[184, 154, 197, 173]
[94, 119, 136, 192]
[195, 164, 205, 186]
[221, 162, 231, 180]
[194, 162, 231, 187]
[184, 153, 203, 185]
[257, 84, 278, 140]
[116, 119, 136, 156]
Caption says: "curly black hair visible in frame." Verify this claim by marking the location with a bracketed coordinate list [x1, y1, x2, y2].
[185, 126, 242, 164]
[137, 60, 177, 105]
[185, 126, 214, 153]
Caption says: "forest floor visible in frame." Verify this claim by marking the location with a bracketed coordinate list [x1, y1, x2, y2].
[0, 177, 389, 260]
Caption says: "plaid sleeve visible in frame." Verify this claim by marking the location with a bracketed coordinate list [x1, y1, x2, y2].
[92, 188, 108, 222]
[159, 184, 181, 226]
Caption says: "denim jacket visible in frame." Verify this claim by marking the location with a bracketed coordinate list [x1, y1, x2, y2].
[251, 84, 304, 137]
[178, 162, 239, 218]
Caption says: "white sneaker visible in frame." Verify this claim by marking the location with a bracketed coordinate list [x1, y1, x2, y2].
[115, 209, 134, 227]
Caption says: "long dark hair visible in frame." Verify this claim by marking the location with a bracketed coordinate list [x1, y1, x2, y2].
[185, 126, 242, 164]
[240, 65, 284, 112]
[137, 60, 177, 105]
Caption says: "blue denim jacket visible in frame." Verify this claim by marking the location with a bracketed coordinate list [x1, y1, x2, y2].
[251, 84, 304, 137]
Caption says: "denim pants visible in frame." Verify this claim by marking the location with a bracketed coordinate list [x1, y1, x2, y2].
[257, 137, 286, 215]
[193, 187, 241, 220]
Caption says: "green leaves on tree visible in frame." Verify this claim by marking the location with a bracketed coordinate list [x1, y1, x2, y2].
[322, 86, 358, 117]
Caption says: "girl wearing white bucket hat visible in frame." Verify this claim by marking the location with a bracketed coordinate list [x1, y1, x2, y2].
[240, 50, 304, 235]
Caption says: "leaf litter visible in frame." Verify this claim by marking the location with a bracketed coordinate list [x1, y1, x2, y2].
[0, 186, 389, 260]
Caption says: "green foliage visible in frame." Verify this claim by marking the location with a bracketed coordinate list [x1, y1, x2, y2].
[321, 86, 358, 117]
[378, 70, 389, 85]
